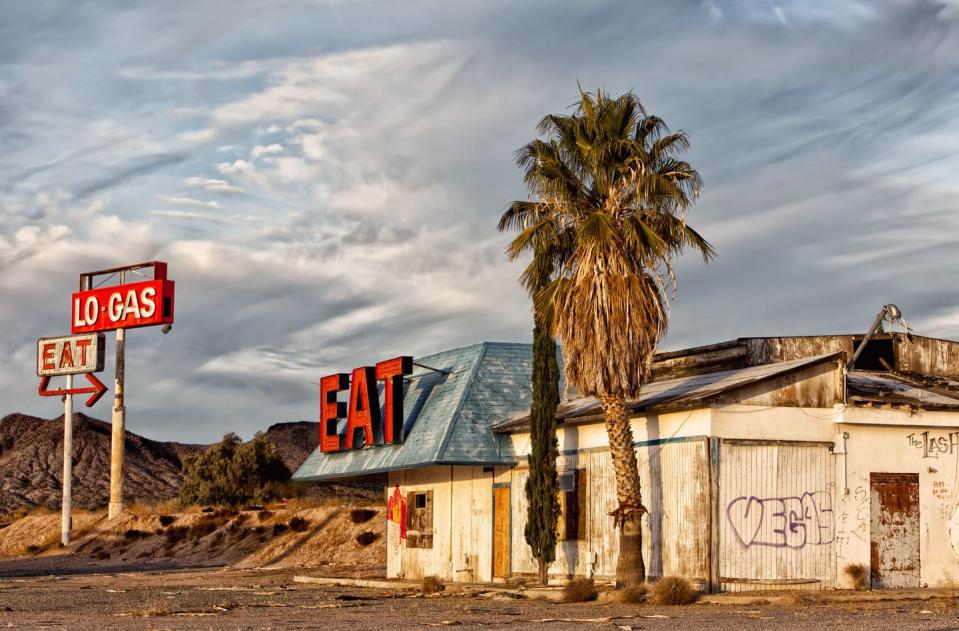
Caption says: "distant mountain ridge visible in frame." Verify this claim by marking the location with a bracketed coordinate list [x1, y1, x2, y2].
[0, 413, 320, 514]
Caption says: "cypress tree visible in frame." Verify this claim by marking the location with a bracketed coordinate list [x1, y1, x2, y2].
[523, 314, 561, 585]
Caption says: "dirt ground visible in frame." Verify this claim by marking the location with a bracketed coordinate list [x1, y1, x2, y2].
[1, 564, 959, 630]
[0, 504, 385, 572]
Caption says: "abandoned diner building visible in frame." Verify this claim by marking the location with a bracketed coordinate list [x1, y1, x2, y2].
[293, 327, 959, 592]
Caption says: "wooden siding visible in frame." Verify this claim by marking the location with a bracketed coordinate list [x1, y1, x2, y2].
[493, 485, 511, 578]
[718, 441, 836, 591]
[509, 438, 710, 583]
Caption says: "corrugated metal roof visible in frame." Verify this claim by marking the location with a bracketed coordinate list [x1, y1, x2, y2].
[292, 342, 533, 481]
[492, 353, 845, 433]
[847, 371, 959, 409]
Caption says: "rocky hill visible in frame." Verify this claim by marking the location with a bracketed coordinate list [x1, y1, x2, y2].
[261, 420, 319, 474]
[0, 414, 332, 515]
[0, 413, 203, 514]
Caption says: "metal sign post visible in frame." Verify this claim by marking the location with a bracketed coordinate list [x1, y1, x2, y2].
[73, 261, 175, 520]
[62, 374, 73, 546]
[110, 271, 126, 520]
[36, 333, 107, 546]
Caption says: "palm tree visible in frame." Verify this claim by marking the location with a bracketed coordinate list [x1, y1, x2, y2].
[500, 88, 713, 587]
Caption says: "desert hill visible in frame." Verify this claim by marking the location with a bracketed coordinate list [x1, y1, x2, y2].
[0, 413, 203, 514]
[0, 414, 332, 515]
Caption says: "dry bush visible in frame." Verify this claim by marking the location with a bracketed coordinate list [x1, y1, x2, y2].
[158, 515, 176, 527]
[647, 577, 698, 606]
[24, 544, 41, 555]
[421, 575, 445, 594]
[349, 508, 377, 524]
[609, 585, 647, 604]
[562, 578, 598, 603]
[355, 531, 379, 546]
[164, 526, 189, 546]
[258, 510, 274, 522]
[272, 523, 288, 536]
[288, 517, 310, 532]
[124, 529, 148, 540]
[92, 550, 110, 560]
[189, 513, 230, 538]
[844, 563, 869, 591]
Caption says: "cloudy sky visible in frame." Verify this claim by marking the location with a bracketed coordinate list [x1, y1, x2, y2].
[2, 0, 959, 443]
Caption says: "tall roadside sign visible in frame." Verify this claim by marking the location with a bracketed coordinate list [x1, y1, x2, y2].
[36, 333, 107, 545]
[72, 261, 175, 519]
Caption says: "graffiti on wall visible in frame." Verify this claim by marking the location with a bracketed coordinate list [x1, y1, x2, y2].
[727, 491, 834, 549]
[906, 431, 959, 459]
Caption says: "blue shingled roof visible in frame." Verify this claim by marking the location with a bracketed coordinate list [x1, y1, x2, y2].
[292, 342, 533, 481]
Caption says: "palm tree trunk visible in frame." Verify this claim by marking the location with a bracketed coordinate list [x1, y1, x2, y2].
[600, 394, 646, 588]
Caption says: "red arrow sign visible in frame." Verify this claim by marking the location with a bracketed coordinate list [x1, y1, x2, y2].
[38, 373, 109, 408]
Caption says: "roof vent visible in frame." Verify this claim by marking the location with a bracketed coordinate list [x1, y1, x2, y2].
[848, 304, 912, 371]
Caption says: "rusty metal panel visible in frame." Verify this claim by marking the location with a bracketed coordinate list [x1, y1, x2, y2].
[743, 336, 854, 367]
[718, 441, 836, 592]
[869, 473, 920, 588]
[893, 334, 959, 379]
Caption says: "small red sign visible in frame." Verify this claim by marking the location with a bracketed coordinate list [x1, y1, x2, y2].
[71, 279, 175, 333]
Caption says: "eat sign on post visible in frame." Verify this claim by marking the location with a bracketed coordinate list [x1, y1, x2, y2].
[37, 333, 105, 377]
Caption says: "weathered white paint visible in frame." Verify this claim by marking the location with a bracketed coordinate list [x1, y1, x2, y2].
[832, 414, 959, 589]
[386, 465, 496, 582]
[509, 438, 710, 584]
[383, 396, 959, 590]
[718, 441, 836, 591]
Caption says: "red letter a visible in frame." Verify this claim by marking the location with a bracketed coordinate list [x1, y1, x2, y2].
[346, 367, 380, 449]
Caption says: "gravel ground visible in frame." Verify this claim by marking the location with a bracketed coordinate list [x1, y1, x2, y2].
[1, 564, 958, 630]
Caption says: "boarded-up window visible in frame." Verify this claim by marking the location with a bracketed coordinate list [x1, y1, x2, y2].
[557, 469, 587, 541]
[406, 491, 433, 548]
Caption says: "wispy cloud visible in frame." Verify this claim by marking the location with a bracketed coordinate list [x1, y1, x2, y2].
[158, 195, 221, 209]
[2, 0, 958, 442]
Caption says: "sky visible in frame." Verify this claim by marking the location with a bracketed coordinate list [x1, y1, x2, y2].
[2, 0, 959, 443]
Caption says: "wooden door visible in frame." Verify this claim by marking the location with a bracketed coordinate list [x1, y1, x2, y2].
[492, 484, 511, 579]
[870, 473, 920, 588]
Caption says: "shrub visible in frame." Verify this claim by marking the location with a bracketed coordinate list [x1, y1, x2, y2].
[92, 550, 110, 560]
[258, 510, 274, 522]
[561, 578, 597, 603]
[355, 531, 379, 546]
[158, 515, 175, 527]
[421, 575, 445, 594]
[844, 563, 869, 591]
[272, 523, 288, 536]
[124, 529, 148, 540]
[165, 526, 189, 545]
[189, 514, 228, 539]
[349, 509, 377, 524]
[610, 585, 647, 604]
[25, 544, 41, 555]
[288, 517, 310, 532]
[178, 433, 291, 507]
[647, 577, 698, 606]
